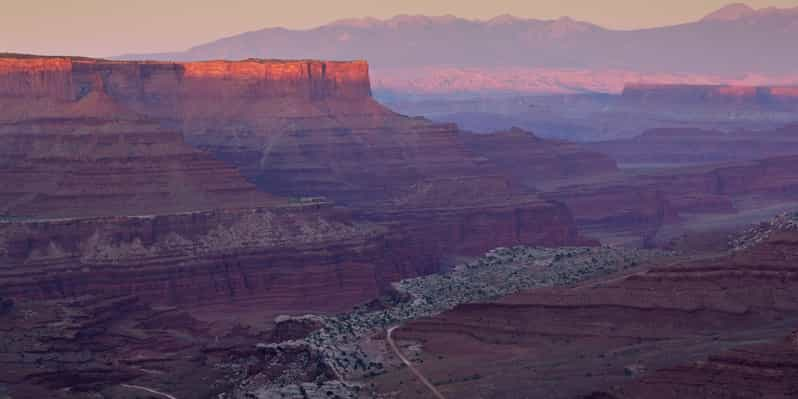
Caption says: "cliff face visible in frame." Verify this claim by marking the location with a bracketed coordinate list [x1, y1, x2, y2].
[1, 55, 589, 255]
[610, 331, 798, 399]
[0, 54, 590, 314]
[0, 55, 439, 313]
[0, 56, 371, 111]
[0, 117, 280, 218]
[0, 205, 438, 311]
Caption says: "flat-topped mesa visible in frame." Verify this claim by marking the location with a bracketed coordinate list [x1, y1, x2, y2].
[621, 83, 798, 106]
[0, 55, 374, 122]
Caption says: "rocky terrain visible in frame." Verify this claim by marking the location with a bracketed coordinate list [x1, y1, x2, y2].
[606, 330, 798, 398]
[227, 245, 670, 398]
[0, 206, 427, 314]
[519, 149, 798, 246]
[0, 54, 450, 317]
[374, 212, 798, 398]
[0, 53, 593, 261]
[2, 40, 798, 399]
[0, 292, 286, 399]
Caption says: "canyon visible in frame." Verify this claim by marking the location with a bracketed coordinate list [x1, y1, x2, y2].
[0, 54, 596, 316]
[0, 54, 603, 397]
[2, 41, 798, 398]
[386, 82, 798, 142]
[378, 213, 798, 398]
[11, 4, 790, 398]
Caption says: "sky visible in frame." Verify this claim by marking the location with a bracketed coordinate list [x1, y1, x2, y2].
[2, 0, 797, 57]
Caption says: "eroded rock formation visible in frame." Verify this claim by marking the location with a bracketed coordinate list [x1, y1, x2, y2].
[0, 54, 589, 260]
[0, 54, 593, 318]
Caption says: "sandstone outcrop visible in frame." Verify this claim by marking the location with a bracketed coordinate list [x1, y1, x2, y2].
[0, 206, 421, 312]
[0, 54, 589, 259]
[0, 55, 443, 315]
[0, 54, 591, 319]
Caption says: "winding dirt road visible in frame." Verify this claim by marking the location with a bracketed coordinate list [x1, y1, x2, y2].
[386, 326, 447, 399]
[121, 383, 178, 399]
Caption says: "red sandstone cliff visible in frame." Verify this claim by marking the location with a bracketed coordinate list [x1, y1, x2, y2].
[0, 55, 432, 313]
[0, 54, 589, 255]
[0, 54, 590, 314]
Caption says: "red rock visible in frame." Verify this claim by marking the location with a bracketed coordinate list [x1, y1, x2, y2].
[0, 54, 592, 315]
[388, 224, 798, 398]
[0, 206, 443, 315]
[610, 332, 798, 398]
[0, 294, 254, 398]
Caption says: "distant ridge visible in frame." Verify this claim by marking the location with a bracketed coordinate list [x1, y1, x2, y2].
[701, 3, 757, 21]
[115, 3, 798, 94]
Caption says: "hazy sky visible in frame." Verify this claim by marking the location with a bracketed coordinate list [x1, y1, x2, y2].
[2, 0, 796, 57]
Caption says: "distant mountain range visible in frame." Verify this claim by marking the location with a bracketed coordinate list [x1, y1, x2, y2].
[117, 3, 798, 95]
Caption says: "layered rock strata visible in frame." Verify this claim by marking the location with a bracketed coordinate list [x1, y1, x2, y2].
[0, 206, 431, 311]
[0, 54, 589, 258]
[390, 214, 798, 398]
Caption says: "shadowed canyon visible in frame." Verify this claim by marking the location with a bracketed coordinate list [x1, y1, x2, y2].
[3, 2, 798, 398]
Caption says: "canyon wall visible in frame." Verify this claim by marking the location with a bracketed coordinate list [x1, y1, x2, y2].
[0, 205, 438, 311]
[0, 54, 591, 313]
[0, 55, 432, 313]
[0, 117, 280, 218]
[3, 55, 590, 255]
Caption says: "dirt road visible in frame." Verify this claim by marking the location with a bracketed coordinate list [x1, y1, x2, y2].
[386, 325, 447, 399]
